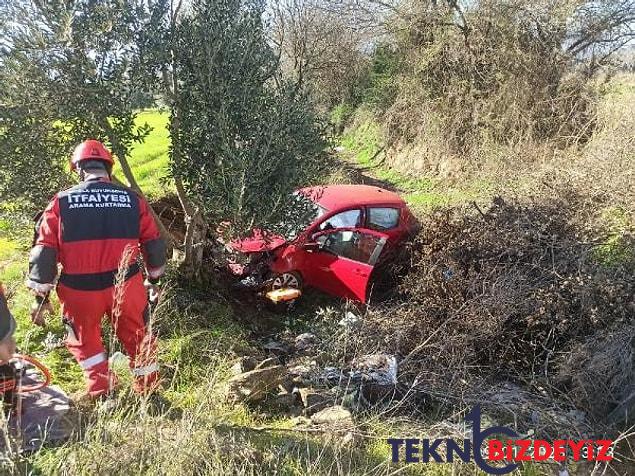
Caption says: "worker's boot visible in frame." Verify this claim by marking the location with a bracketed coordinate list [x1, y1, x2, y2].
[69, 389, 117, 413]
[69, 390, 100, 413]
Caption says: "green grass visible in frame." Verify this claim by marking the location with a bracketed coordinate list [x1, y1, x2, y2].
[340, 114, 494, 212]
[123, 109, 173, 199]
[593, 206, 635, 267]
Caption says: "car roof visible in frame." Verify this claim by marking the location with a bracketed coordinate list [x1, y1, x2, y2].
[299, 184, 405, 211]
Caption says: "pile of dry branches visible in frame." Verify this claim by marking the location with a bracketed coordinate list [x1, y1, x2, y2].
[336, 195, 634, 430]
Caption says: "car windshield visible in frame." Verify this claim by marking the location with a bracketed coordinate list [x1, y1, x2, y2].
[278, 193, 326, 240]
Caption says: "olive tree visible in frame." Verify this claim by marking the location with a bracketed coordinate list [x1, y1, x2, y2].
[151, 0, 328, 270]
[0, 0, 167, 236]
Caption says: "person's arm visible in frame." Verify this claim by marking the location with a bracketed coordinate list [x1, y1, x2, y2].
[0, 285, 16, 363]
[138, 197, 166, 283]
[27, 197, 59, 325]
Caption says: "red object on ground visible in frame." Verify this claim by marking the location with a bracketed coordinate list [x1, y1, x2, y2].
[0, 355, 52, 394]
[230, 185, 419, 303]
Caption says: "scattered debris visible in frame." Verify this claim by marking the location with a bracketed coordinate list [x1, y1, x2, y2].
[230, 356, 259, 376]
[294, 333, 318, 351]
[320, 367, 343, 387]
[227, 364, 287, 403]
[255, 357, 280, 370]
[310, 405, 353, 426]
[338, 311, 362, 330]
[43, 332, 65, 351]
[350, 354, 398, 387]
[296, 388, 332, 415]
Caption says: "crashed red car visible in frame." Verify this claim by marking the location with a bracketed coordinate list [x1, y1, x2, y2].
[228, 184, 418, 303]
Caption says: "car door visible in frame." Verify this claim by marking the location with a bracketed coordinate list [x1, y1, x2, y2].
[303, 228, 389, 302]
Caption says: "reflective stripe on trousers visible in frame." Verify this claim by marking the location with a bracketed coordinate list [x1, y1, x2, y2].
[80, 352, 108, 370]
[133, 363, 159, 377]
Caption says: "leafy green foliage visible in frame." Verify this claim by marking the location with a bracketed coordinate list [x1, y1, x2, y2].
[170, 0, 327, 234]
[0, 0, 155, 215]
[361, 44, 400, 111]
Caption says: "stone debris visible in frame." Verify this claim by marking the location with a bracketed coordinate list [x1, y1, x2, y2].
[310, 405, 353, 426]
[338, 311, 362, 330]
[255, 356, 280, 370]
[350, 354, 398, 386]
[230, 356, 259, 376]
[227, 364, 287, 402]
[294, 332, 318, 351]
[296, 387, 332, 415]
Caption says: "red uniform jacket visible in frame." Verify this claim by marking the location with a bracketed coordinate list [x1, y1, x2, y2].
[28, 177, 166, 292]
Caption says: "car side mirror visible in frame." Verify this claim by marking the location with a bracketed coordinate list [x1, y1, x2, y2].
[303, 242, 320, 253]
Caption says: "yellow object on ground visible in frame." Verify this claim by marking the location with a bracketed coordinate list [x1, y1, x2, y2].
[266, 288, 302, 303]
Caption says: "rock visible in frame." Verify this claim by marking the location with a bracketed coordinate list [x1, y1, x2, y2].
[321, 367, 344, 386]
[294, 333, 318, 351]
[351, 354, 398, 386]
[340, 431, 359, 446]
[263, 340, 291, 354]
[109, 351, 129, 367]
[255, 356, 280, 370]
[227, 365, 287, 402]
[278, 378, 295, 394]
[266, 392, 298, 412]
[338, 311, 362, 330]
[349, 354, 398, 404]
[230, 356, 259, 376]
[288, 362, 320, 386]
[310, 405, 353, 426]
[297, 388, 332, 415]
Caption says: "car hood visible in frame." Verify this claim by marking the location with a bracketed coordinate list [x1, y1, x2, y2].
[229, 229, 287, 253]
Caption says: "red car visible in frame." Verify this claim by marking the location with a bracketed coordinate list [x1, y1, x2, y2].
[229, 185, 418, 303]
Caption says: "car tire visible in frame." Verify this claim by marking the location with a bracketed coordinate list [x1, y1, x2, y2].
[270, 271, 303, 291]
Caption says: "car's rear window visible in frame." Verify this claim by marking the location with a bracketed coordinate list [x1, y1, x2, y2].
[368, 207, 400, 230]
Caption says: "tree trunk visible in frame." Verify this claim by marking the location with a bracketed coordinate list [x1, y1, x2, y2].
[100, 119, 174, 249]
[180, 206, 208, 278]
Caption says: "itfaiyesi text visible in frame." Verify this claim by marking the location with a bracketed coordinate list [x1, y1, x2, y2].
[66, 191, 133, 204]
[65, 189, 134, 209]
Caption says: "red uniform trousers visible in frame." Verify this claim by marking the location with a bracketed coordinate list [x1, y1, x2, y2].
[57, 273, 159, 396]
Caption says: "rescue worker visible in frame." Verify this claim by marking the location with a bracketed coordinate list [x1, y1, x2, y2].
[0, 285, 17, 364]
[27, 140, 166, 400]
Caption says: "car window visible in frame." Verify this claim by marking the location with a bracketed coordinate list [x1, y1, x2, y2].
[282, 193, 326, 240]
[316, 230, 385, 265]
[319, 209, 361, 230]
[368, 207, 400, 230]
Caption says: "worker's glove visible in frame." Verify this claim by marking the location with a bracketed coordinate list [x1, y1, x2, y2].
[30, 295, 53, 327]
[0, 335, 16, 364]
[144, 278, 162, 306]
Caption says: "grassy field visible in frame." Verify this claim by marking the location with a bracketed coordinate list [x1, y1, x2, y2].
[125, 109, 173, 198]
[1, 74, 632, 473]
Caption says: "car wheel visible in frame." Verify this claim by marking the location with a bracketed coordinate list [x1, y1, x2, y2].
[270, 271, 303, 290]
